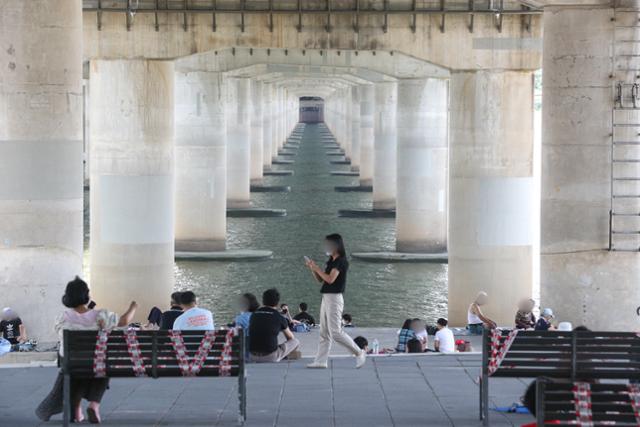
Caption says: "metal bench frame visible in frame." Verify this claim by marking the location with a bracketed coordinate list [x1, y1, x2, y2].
[480, 329, 640, 426]
[61, 329, 246, 427]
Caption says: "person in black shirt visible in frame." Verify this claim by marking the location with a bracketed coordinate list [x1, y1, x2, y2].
[1, 308, 26, 345]
[160, 292, 183, 330]
[249, 288, 300, 363]
[293, 302, 316, 326]
[304, 233, 366, 369]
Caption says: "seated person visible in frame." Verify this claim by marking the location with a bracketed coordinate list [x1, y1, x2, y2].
[160, 292, 183, 330]
[1, 308, 26, 345]
[534, 308, 555, 331]
[515, 298, 536, 330]
[342, 313, 354, 328]
[396, 319, 416, 352]
[293, 302, 316, 326]
[172, 291, 214, 331]
[411, 318, 428, 351]
[434, 318, 455, 353]
[467, 292, 497, 335]
[233, 293, 260, 332]
[249, 288, 300, 363]
[407, 338, 424, 353]
[354, 336, 369, 353]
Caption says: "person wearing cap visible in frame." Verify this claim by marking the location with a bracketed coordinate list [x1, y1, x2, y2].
[535, 308, 556, 331]
[0, 307, 26, 345]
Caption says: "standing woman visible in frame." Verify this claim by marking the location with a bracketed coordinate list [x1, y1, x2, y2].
[305, 233, 366, 369]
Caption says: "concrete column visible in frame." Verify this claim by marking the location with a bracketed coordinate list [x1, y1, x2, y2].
[359, 85, 375, 186]
[0, 0, 83, 341]
[343, 91, 352, 160]
[262, 83, 274, 169]
[271, 87, 280, 159]
[174, 71, 226, 252]
[226, 77, 251, 208]
[373, 81, 398, 210]
[350, 86, 362, 171]
[250, 80, 264, 183]
[396, 78, 448, 253]
[448, 70, 535, 326]
[541, 5, 640, 330]
[90, 60, 175, 322]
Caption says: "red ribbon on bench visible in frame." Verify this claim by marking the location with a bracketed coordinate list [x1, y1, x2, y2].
[627, 384, 640, 425]
[218, 329, 236, 377]
[169, 330, 219, 376]
[487, 329, 518, 376]
[572, 382, 593, 427]
[93, 330, 109, 378]
[125, 329, 147, 377]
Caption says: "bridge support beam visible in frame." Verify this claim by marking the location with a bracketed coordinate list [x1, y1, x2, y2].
[359, 84, 375, 186]
[0, 0, 83, 341]
[373, 81, 398, 210]
[448, 70, 535, 327]
[175, 71, 227, 252]
[226, 77, 251, 208]
[90, 59, 175, 322]
[250, 80, 264, 183]
[396, 78, 448, 253]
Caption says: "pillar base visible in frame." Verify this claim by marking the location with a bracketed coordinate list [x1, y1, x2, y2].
[373, 201, 396, 210]
[175, 239, 226, 252]
[396, 241, 447, 254]
[228, 200, 251, 209]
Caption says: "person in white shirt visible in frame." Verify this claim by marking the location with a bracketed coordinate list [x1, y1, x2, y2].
[434, 318, 455, 353]
[411, 318, 429, 351]
[172, 291, 214, 331]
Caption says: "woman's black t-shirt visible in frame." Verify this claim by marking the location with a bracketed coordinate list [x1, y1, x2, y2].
[320, 256, 348, 294]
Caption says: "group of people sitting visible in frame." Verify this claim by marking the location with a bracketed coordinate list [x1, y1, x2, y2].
[467, 291, 571, 334]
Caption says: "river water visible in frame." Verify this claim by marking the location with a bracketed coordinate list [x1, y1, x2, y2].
[84, 123, 448, 327]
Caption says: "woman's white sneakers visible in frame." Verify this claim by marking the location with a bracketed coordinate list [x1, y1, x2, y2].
[306, 362, 328, 369]
[355, 350, 367, 369]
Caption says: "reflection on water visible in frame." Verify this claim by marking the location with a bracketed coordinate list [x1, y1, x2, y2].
[84, 123, 448, 327]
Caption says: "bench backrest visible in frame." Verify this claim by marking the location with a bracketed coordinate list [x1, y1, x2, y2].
[483, 330, 640, 380]
[537, 379, 640, 426]
[63, 329, 244, 378]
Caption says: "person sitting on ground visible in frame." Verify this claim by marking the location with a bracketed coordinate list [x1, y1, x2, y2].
[249, 288, 300, 363]
[47, 276, 138, 424]
[293, 302, 316, 326]
[172, 291, 214, 331]
[1, 307, 26, 345]
[354, 336, 369, 353]
[342, 313, 354, 328]
[411, 318, 428, 351]
[515, 298, 536, 330]
[396, 319, 416, 353]
[467, 291, 497, 335]
[534, 308, 555, 331]
[160, 292, 183, 330]
[233, 293, 260, 332]
[434, 318, 455, 353]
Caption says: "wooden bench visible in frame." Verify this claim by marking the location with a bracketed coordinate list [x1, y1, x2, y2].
[62, 329, 246, 427]
[480, 329, 640, 425]
[535, 378, 640, 426]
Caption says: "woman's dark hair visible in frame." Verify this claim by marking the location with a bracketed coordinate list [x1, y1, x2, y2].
[242, 293, 259, 313]
[407, 338, 423, 353]
[62, 276, 91, 308]
[401, 318, 412, 330]
[325, 233, 346, 257]
[354, 336, 368, 350]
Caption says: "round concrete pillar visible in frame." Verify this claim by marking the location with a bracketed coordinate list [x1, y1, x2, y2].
[174, 71, 226, 252]
[359, 85, 375, 186]
[0, 0, 83, 341]
[396, 78, 448, 253]
[90, 60, 175, 323]
[226, 77, 251, 208]
[271, 87, 281, 159]
[250, 80, 264, 183]
[262, 83, 274, 168]
[343, 91, 352, 160]
[448, 70, 535, 327]
[541, 5, 640, 330]
[373, 82, 398, 210]
[350, 86, 361, 171]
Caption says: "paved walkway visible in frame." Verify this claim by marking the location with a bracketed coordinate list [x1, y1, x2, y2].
[1, 354, 533, 427]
